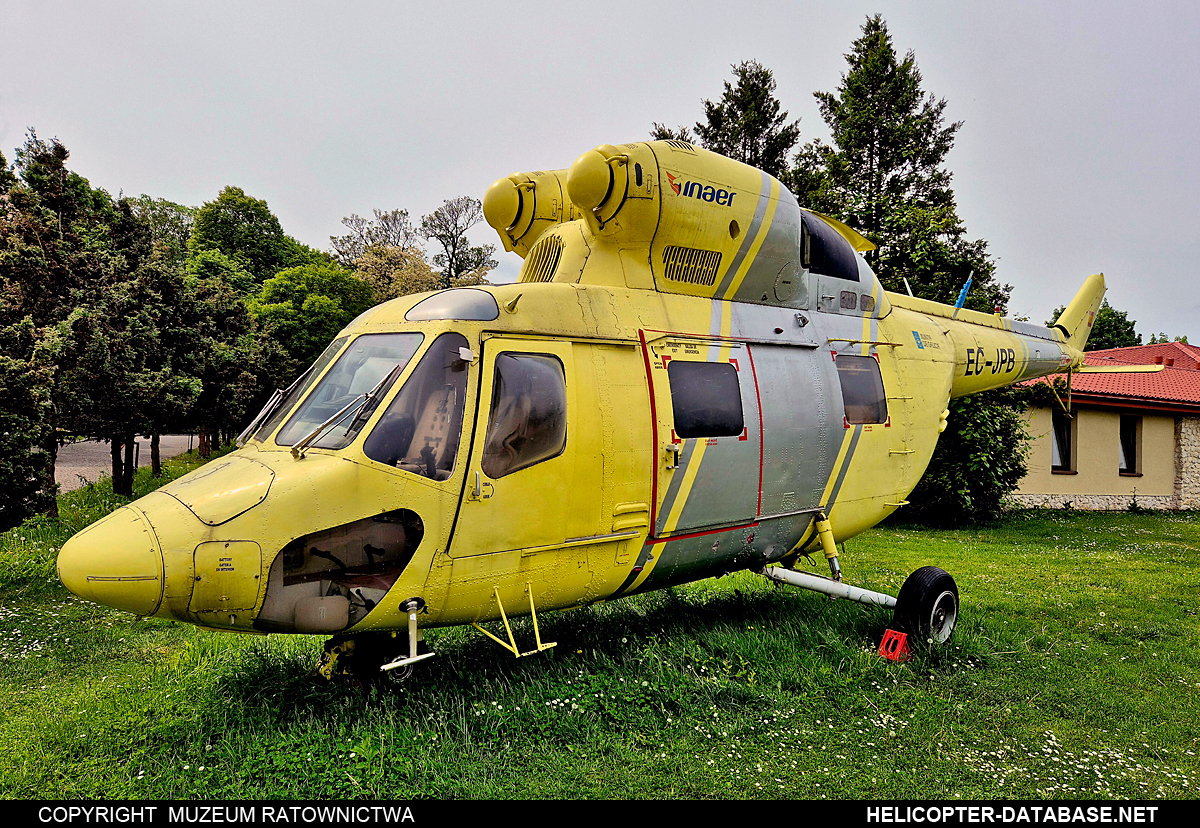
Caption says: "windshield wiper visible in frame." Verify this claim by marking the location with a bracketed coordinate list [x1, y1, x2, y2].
[237, 367, 314, 447]
[291, 364, 403, 459]
[344, 361, 407, 435]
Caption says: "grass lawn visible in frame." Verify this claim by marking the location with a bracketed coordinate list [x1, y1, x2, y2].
[1, 454, 1197, 800]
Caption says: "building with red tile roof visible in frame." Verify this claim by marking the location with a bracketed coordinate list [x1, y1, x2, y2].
[1014, 342, 1200, 510]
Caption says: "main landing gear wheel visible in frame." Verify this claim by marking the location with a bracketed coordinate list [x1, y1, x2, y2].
[314, 633, 410, 686]
[893, 566, 959, 645]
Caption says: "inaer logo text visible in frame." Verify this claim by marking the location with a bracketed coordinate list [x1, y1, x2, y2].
[665, 172, 736, 206]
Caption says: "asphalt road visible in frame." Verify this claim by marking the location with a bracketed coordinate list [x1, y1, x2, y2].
[55, 435, 196, 492]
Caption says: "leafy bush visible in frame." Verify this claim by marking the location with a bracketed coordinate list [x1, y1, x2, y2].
[904, 386, 1032, 526]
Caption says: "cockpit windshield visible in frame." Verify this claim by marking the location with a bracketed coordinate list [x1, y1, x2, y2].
[249, 336, 348, 444]
[275, 333, 424, 449]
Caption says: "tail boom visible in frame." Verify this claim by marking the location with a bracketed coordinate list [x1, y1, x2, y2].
[888, 274, 1105, 398]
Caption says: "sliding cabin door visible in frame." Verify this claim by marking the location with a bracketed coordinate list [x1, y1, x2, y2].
[642, 334, 762, 539]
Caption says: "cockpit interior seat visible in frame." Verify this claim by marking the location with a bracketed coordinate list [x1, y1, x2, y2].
[398, 384, 457, 479]
[367, 412, 415, 467]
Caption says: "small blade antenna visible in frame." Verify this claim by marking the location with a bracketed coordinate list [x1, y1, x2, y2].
[951, 271, 974, 319]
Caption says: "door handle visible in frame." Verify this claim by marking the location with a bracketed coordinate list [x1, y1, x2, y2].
[470, 471, 494, 500]
[665, 443, 681, 469]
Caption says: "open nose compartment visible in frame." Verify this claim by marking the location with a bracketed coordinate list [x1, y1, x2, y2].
[255, 509, 424, 633]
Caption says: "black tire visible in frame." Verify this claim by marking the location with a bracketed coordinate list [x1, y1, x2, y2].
[892, 566, 959, 645]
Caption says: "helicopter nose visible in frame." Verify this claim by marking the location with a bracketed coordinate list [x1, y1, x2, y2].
[57, 506, 164, 616]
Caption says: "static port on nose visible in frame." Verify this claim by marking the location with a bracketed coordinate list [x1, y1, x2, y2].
[57, 506, 164, 616]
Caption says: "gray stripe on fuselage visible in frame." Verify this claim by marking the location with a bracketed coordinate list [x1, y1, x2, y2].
[714, 170, 772, 298]
[826, 424, 863, 510]
[611, 540, 656, 598]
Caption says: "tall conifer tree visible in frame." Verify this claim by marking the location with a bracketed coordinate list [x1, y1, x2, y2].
[791, 15, 1009, 313]
[653, 60, 801, 181]
[793, 16, 1026, 525]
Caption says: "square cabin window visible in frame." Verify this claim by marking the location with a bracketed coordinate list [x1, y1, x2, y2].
[667, 361, 744, 439]
[1051, 409, 1074, 472]
[1119, 415, 1141, 475]
[481, 353, 567, 479]
[835, 355, 888, 425]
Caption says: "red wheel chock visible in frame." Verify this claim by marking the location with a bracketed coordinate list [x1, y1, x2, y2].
[878, 628, 911, 662]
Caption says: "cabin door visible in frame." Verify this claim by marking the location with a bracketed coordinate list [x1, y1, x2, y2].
[449, 337, 598, 559]
[437, 337, 652, 622]
[748, 343, 841, 516]
[643, 334, 762, 538]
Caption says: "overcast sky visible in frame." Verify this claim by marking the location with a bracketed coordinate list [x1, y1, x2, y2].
[2, 1, 1196, 338]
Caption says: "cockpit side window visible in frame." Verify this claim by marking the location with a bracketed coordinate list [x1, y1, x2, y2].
[275, 332, 424, 449]
[481, 353, 567, 479]
[363, 333, 470, 480]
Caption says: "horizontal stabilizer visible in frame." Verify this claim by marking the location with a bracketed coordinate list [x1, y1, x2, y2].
[1073, 363, 1165, 374]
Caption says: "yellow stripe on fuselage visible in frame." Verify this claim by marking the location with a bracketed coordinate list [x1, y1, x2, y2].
[659, 302, 733, 537]
[861, 281, 877, 355]
[661, 440, 709, 535]
[819, 425, 856, 509]
[721, 178, 780, 300]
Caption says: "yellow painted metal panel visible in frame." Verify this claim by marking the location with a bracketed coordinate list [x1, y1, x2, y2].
[190, 541, 262, 613]
[160, 456, 274, 526]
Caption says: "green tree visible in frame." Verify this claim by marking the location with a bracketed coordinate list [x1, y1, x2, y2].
[330, 209, 418, 266]
[1, 136, 90, 514]
[188, 247, 255, 294]
[128, 195, 196, 267]
[655, 60, 801, 180]
[792, 15, 1009, 313]
[43, 191, 201, 495]
[1147, 332, 1189, 345]
[903, 387, 1032, 527]
[797, 17, 1019, 524]
[649, 123, 694, 142]
[53, 275, 169, 495]
[188, 186, 326, 284]
[1, 133, 162, 501]
[249, 262, 374, 372]
[419, 197, 498, 290]
[353, 244, 440, 303]
[0, 317, 57, 530]
[186, 274, 275, 455]
[353, 243, 491, 303]
[134, 258, 207, 475]
[1047, 299, 1141, 351]
[0, 133, 250, 500]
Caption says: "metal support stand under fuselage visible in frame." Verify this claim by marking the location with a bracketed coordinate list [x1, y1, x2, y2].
[470, 582, 558, 658]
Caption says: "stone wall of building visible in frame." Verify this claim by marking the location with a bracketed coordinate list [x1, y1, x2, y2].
[1174, 416, 1200, 509]
[1009, 493, 1176, 511]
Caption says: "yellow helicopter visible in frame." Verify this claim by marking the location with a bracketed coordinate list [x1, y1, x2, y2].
[57, 139, 1108, 679]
